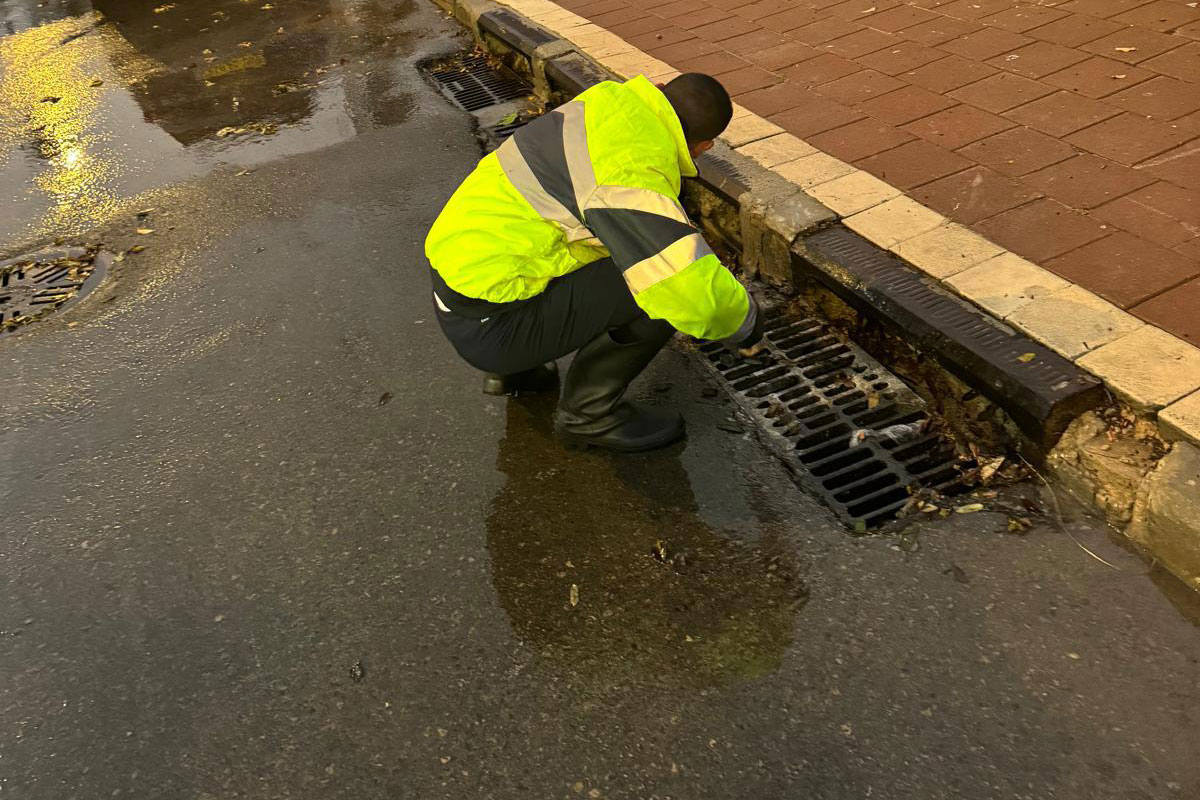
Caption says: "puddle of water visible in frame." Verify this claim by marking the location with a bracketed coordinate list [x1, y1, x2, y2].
[486, 395, 809, 694]
[1, 0, 420, 248]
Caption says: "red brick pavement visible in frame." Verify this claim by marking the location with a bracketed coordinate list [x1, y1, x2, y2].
[557, 0, 1200, 343]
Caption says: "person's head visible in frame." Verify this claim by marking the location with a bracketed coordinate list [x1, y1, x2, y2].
[659, 72, 732, 159]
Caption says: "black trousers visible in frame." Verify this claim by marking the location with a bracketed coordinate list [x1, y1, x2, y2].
[434, 258, 674, 375]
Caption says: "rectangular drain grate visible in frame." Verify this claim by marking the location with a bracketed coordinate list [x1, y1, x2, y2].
[798, 227, 1104, 446]
[699, 307, 967, 530]
[428, 55, 531, 112]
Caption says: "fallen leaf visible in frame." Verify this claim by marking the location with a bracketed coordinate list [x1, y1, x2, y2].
[238, 41, 253, 47]
[136, 228, 155, 235]
[1112, 74, 1127, 79]
[349, 660, 364, 682]
[979, 456, 1005, 483]
[955, 502, 985, 514]
[944, 564, 969, 583]
[1017, 352, 1036, 362]
[235, 169, 254, 176]
[738, 340, 767, 358]
[136, 207, 154, 216]
[262, 2, 274, 7]
[1114, 46, 1137, 52]
[568, 583, 579, 607]
[202, 48, 213, 55]
[89, 77, 104, 87]
[129, 245, 146, 253]
[1007, 517, 1032, 533]
[861, 5, 876, 11]
[497, 110, 519, 125]
[153, 3, 175, 12]
[651, 539, 669, 562]
[40, 96, 61, 103]
[112, 252, 125, 263]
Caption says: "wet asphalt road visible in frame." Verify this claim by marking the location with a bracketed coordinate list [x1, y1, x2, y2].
[2, 1, 1199, 798]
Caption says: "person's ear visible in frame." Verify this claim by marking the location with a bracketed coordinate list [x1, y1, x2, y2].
[690, 139, 715, 157]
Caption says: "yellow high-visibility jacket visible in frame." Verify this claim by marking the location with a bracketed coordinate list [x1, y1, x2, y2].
[424, 75, 758, 343]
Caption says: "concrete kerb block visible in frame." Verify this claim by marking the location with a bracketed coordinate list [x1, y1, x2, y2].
[1047, 411, 1162, 525]
[544, 52, 617, 97]
[725, 150, 837, 286]
[1077, 326, 1200, 413]
[455, 0, 500, 31]
[1160, 389, 1200, 445]
[1128, 441, 1200, 591]
[529, 39, 576, 97]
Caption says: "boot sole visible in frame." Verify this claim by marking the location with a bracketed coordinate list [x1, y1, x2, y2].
[557, 426, 686, 453]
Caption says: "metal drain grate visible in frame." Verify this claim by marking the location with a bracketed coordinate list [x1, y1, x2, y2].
[699, 308, 966, 530]
[428, 55, 530, 112]
[798, 227, 1104, 446]
[0, 247, 106, 337]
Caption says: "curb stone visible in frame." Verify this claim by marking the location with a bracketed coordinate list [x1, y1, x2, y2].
[1129, 442, 1200, 593]
[431, 0, 1200, 591]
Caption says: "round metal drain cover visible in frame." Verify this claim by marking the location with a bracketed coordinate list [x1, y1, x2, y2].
[0, 246, 108, 337]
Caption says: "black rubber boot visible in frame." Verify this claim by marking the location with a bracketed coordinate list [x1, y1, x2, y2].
[482, 363, 560, 396]
[555, 322, 683, 453]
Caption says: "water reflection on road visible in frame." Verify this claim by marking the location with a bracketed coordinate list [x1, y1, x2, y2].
[1, 0, 420, 247]
[487, 395, 809, 695]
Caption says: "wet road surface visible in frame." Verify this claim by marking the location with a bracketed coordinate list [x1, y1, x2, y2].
[2, 1, 1199, 798]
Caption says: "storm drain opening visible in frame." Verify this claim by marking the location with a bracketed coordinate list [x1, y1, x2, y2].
[427, 54, 530, 111]
[422, 52, 539, 149]
[699, 305, 972, 531]
[0, 247, 108, 337]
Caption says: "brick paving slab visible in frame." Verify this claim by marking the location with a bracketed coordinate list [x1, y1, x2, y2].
[555, 0, 1200, 341]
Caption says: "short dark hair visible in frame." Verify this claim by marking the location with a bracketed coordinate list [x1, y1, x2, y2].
[662, 73, 733, 146]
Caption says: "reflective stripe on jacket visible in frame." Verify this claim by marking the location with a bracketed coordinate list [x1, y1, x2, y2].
[424, 75, 758, 344]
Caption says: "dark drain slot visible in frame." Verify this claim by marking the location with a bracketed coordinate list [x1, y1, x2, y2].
[823, 460, 885, 490]
[732, 366, 787, 391]
[847, 488, 911, 519]
[489, 121, 525, 143]
[700, 306, 968, 529]
[833, 473, 898, 502]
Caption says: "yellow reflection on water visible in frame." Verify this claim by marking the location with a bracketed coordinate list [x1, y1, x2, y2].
[0, 13, 158, 236]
